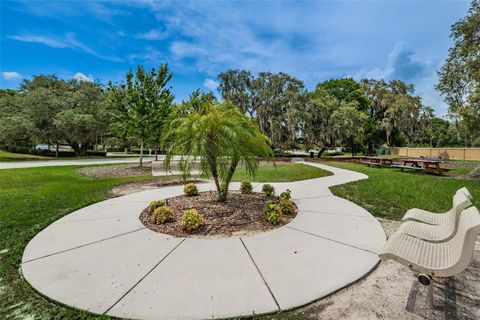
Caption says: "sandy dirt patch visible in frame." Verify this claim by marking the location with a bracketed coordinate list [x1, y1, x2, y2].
[76, 162, 152, 178]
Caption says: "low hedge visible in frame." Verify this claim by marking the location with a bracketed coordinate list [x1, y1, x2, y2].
[1, 145, 106, 157]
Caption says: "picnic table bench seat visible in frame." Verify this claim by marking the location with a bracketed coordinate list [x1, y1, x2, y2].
[402, 187, 473, 225]
[391, 164, 423, 170]
[379, 206, 480, 278]
[360, 161, 381, 166]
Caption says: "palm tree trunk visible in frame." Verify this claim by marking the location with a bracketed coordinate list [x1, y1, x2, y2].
[218, 158, 239, 202]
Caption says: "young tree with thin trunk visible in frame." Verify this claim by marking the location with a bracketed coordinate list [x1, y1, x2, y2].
[109, 64, 173, 167]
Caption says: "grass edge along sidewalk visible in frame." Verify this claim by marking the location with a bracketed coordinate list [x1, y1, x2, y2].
[327, 161, 480, 220]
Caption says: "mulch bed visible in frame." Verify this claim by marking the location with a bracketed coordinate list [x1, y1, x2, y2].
[77, 163, 152, 178]
[140, 191, 297, 237]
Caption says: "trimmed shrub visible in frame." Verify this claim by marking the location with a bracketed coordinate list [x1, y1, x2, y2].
[263, 201, 282, 224]
[262, 184, 275, 196]
[180, 209, 204, 231]
[148, 199, 166, 213]
[240, 181, 253, 194]
[279, 198, 295, 215]
[184, 183, 199, 196]
[152, 206, 172, 224]
[280, 189, 292, 200]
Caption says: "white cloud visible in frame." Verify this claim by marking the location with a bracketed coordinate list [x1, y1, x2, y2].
[9, 34, 68, 48]
[356, 42, 430, 81]
[2, 71, 22, 80]
[9, 32, 122, 62]
[355, 42, 447, 115]
[73, 72, 94, 82]
[136, 29, 167, 40]
[203, 78, 219, 91]
[128, 47, 166, 64]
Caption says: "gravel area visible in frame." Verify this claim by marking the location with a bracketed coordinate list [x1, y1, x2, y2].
[76, 162, 152, 178]
[140, 191, 297, 237]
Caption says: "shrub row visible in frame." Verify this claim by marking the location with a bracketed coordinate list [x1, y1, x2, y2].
[1, 145, 106, 157]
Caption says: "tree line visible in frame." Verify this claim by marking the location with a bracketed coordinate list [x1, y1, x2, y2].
[0, 0, 478, 159]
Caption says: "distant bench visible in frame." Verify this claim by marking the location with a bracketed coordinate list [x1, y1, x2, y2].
[391, 164, 423, 171]
[151, 160, 201, 177]
[359, 157, 394, 168]
[392, 159, 450, 175]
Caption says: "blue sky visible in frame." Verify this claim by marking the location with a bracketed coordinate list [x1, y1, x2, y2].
[0, 0, 471, 116]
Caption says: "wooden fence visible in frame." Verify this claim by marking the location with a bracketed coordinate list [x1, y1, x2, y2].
[390, 147, 480, 161]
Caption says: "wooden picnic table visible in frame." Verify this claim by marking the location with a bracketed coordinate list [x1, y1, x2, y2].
[393, 158, 449, 175]
[360, 156, 394, 167]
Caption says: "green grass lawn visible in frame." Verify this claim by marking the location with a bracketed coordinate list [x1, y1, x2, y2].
[0, 150, 52, 162]
[328, 161, 480, 220]
[0, 162, 330, 319]
[0, 166, 158, 319]
[232, 162, 332, 182]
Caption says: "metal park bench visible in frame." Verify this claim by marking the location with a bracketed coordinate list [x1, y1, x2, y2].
[402, 187, 472, 225]
[379, 188, 479, 307]
[398, 189, 472, 242]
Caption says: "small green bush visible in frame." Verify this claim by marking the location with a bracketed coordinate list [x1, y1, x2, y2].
[263, 201, 282, 224]
[184, 183, 199, 196]
[240, 181, 253, 194]
[180, 209, 204, 231]
[279, 198, 295, 214]
[148, 199, 166, 213]
[280, 189, 292, 200]
[262, 184, 275, 196]
[152, 206, 173, 224]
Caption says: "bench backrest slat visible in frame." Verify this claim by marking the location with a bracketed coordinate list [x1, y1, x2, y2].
[450, 207, 480, 275]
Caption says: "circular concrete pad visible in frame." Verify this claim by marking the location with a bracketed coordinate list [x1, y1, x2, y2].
[21, 162, 385, 319]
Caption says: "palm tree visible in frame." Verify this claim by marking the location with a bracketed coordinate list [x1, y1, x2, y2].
[163, 99, 272, 202]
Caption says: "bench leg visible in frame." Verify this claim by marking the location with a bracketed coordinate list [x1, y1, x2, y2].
[426, 282, 433, 307]
[418, 274, 434, 307]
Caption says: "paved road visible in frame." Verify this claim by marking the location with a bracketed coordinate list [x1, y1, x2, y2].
[0, 156, 160, 169]
[21, 162, 385, 320]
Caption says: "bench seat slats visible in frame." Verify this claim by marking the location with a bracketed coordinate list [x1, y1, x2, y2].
[398, 220, 455, 242]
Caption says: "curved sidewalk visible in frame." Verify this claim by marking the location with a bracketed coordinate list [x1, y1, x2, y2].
[21, 162, 386, 320]
[0, 156, 156, 169]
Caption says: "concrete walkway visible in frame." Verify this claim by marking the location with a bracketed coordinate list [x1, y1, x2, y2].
[21, 162, 386, 319]
[0, 156, 157, 169]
